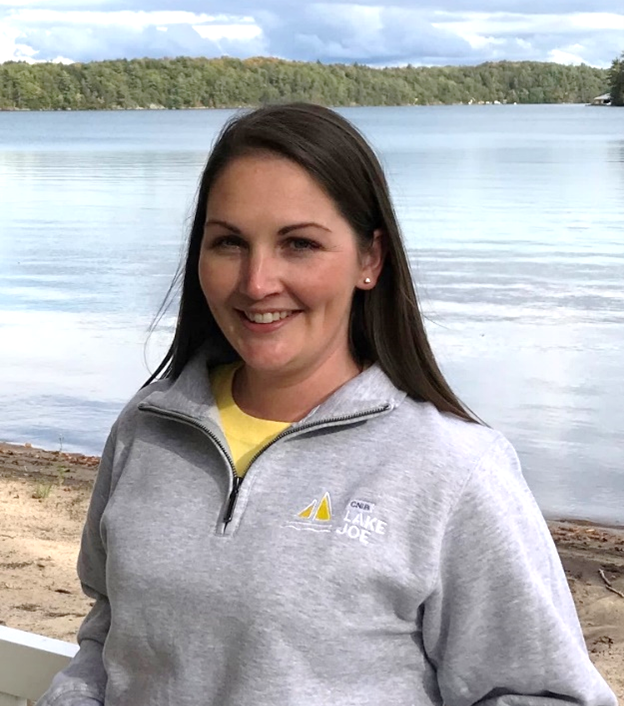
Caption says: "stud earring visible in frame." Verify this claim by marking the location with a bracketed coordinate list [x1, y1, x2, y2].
[364, 277, 371, 284]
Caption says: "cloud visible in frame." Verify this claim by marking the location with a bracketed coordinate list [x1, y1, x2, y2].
[42, 0, 624, 12]
[254, 5, 624, 66]
[2, 0, 624, 13]
[415, 0, 624, 12]
[252, 5, 473, 64]
[16, 23, 265, 63]
[0, 22, 37, 62]
[0, 1, 622, 67]
[0, 8, 265, 63]
[6, 8, 249, 27]
[429, 11, 624, 66]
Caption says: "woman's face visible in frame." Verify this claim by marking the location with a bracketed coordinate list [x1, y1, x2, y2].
[198, 153, 382, 381]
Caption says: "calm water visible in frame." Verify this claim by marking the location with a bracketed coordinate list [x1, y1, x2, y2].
[1, 105, 623, 524]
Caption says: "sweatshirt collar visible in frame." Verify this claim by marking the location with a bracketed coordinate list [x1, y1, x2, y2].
[140, 349, 406, 429]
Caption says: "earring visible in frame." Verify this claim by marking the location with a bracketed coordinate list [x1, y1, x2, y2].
[364, 277, 371, 284]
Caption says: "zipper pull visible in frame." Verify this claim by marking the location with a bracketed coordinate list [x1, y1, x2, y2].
[223, 475, 242, 527]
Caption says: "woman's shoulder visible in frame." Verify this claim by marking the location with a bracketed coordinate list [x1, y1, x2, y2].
[345, 364, 515, 486]
[399, 395, 507, 454]
[123, 378, 172, 414]
[107, 350, 215, 443]
[383, 399, 530, 539]
[390, 396, 518, 487]
[106, 378, 174, 441]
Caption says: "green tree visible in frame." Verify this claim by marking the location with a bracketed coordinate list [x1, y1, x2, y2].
[608, 52, 624, 106]
[0, 57, 611, 111]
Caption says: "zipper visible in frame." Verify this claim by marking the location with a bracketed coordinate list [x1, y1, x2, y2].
[138, 404, 240, 530]
[223, 475, 242, 526]
[139, 402, 391, 532]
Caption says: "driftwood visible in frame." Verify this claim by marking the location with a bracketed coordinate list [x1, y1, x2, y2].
[599, 569, 624, 599]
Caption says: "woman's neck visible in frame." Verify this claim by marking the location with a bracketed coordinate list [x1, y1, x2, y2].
[231, 356, 362, 422]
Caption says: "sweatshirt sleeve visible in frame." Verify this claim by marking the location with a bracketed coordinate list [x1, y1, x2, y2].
[421, 436, 617, 706]
[35, 430, 117, 706]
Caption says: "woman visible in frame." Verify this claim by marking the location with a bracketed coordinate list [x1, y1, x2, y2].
[38, 103, 616, 706]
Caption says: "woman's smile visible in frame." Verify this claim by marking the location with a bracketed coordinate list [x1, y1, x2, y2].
[237, 308, 301, 333]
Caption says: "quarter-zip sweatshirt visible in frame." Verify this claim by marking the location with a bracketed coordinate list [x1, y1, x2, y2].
[37, 352, 617, 706]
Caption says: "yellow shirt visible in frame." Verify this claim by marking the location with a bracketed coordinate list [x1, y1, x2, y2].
[209, 363, 291, 478]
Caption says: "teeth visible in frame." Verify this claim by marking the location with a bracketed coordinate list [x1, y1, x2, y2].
[245, 311, 292, 324]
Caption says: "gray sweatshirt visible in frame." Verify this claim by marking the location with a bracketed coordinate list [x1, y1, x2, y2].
[37, 353, 617, 706]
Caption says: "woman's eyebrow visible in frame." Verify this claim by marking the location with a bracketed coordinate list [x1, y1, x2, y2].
[204, 220, 331, 234]
[279, 222, 331, 235]
[204, 219, 241, 232]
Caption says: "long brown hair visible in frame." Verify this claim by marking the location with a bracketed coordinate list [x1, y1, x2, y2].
[147, 103, 478, 424]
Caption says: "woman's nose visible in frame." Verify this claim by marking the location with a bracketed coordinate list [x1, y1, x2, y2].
[239, 251, 282, 300]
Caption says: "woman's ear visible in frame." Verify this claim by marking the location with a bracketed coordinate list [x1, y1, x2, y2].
[359, 229, 386, 289]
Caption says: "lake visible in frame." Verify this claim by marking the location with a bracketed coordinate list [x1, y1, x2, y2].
[1, 105, 623, 524]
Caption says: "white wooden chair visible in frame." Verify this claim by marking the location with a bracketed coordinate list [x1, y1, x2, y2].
[0, 625, 78, 705]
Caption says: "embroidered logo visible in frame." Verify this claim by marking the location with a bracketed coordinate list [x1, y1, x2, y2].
[284, 493, 387, 544]
[285, 492, 333, 532]
[336, 498, 387, 546]
[297, 492, 332, 521]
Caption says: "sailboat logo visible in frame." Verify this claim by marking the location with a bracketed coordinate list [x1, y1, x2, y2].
[296, 492, 332, 522]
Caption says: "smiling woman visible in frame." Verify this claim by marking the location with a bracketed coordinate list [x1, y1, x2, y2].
[198, 152, 383, 421]
[36, 104, 617, 706]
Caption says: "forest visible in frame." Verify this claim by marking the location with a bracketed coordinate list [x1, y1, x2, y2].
[0, 56, 611, 111]
[608, 52, 624, 105]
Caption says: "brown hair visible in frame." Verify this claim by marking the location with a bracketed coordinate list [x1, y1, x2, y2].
[148, 103, 478, 423]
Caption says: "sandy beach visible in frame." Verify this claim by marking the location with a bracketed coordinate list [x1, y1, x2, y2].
[1, 441, 622, 699]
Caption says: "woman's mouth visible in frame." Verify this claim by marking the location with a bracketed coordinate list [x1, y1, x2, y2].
[242, 310, 295, 324]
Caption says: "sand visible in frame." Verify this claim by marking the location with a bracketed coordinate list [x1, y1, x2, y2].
[1, 441, 622, 699]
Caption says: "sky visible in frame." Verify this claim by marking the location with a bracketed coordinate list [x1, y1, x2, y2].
[1, 0, 623, 68]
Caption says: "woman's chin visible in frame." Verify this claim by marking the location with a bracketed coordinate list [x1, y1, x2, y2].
[239, 358, 297, 376]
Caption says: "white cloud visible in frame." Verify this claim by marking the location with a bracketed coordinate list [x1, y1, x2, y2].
[459, 33, 506, 51]
[0, 23, 37, 62]
[193, 22, 262, 42]
[0, 0, 102, 4]
[6, 9, 248, 28]
[435, 10, 624, 36]
[0, 2, 622, 66]
[430, 10, 624, 66]
[548, 48, 585, 65]
[254, 4, 472, 64]
[0, 8, 265, 62]
[568, 12, 624, 30]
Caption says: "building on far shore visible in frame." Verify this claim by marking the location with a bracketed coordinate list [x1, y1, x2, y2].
[590, 93, 612, 106]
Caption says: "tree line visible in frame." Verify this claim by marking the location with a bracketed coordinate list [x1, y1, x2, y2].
[0, 56, 613, 111]
[608, 52, 624, 105]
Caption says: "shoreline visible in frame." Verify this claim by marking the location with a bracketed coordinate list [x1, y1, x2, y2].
[549, 517, 624, 533]
[1, 441, 623, 698]
[0, 103, 605, 114]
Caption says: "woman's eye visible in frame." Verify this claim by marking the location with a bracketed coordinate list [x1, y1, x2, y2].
[211, 235, 244, 250]
[286, 237, 320, 252]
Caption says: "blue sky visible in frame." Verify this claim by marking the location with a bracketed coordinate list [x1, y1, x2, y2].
[1, 0, 623, 67]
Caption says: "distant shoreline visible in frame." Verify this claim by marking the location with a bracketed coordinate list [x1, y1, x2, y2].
[0, 102, 605, 113]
